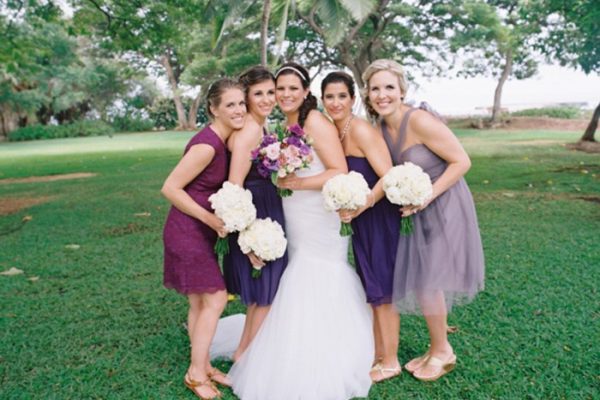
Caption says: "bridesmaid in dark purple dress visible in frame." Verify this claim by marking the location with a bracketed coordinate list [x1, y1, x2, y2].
[223, 66, 288, 361]
[162, 78, 246, 400]
[363, 59, 484, 382]
[321, 72, 401, 383]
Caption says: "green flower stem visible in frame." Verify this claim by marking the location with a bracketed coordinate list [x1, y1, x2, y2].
[214, 236, 229, 256]
[340, 222, 354, 236]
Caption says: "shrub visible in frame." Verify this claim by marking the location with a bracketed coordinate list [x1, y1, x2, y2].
[8, 120, 115, 141]
[511, 106, 583, 119]
[148, 96, 209, 130]
[111, 115, 155, 132]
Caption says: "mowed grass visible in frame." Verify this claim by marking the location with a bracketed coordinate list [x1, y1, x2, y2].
[0, 129, 598, 399]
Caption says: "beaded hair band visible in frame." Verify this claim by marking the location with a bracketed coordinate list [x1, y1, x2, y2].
[275, 66, 308, 82]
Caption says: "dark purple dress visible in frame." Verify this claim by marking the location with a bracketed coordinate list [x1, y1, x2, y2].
[382, 108, 484, 315]
[163, 126, 228, 295]
[223, 149, 288, 306]
[347, 156, 400, 306]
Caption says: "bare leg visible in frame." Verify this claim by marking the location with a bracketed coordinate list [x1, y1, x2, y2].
[186, 291, 227, 398]
[412, 291, 454, 379]
[372, 309, 384, 364]
[247, 305, 269, 343]
[233, 304, 270, 360]
[232, 304, 256, 362]
[370, 303, 401, 382]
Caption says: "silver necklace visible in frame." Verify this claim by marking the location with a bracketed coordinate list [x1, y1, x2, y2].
[339, 115, 354, 142]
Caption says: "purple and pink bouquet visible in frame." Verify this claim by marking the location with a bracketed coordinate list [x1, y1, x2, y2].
[251, 123, 313, 197]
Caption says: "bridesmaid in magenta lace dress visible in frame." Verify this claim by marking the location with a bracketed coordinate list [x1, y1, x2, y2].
[363, 59, 484, 382]
[223, 66, 288, 361]
[162, 78, 246, 400]
[321, 71, 402, 383]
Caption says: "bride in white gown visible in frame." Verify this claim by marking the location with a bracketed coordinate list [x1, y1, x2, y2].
[228, 63, 374, 400]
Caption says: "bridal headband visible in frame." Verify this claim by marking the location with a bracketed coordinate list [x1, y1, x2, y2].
[275, 66, 308, 82]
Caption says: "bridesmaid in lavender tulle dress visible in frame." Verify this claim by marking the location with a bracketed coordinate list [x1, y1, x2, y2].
[321, 71, 402, 383]
[162, 79, 246, 399]
[223, 66, 288, 362]
[363, 59, 484, 382]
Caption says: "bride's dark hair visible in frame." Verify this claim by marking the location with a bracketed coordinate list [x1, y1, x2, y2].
[275, 62, 317, 128]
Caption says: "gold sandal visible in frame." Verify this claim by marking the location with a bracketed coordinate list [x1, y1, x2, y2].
[412, 353, 456, 382]
[184, 373, 220, 400]
[370, 362, 402, 383]
[405, 352, 430, 374]
[208, 368, 232, 388]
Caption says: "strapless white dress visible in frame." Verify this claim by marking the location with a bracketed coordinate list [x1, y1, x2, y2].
[228, 154, 374, 400]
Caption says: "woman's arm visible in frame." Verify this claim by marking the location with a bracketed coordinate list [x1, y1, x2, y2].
[228, 121, 262, 186]
[278, 110, 347, 191]
[339, 120, 392, 221]
[227, 122, 266, 267]
[161, 144, 226, 236]
[401, 110, 471, 216]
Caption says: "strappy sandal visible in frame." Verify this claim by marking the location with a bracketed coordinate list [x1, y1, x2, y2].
[208, 368, 232, 388]
[405, 352, 430, 374]
[370, 362, 402, 383]
[184, 373, 221, 400]
[412, 353, 456, 382]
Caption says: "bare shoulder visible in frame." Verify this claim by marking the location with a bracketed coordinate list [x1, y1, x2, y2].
[304, 110, 335, 132]
[409, 109, 450, 139]
[231, 118, 262, 149]
[350, 117, 380, 142]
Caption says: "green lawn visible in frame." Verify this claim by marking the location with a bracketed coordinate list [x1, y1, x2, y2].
[1, 130, 598, 399]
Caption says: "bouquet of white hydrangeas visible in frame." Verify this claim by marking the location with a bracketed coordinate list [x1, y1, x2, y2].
[209, 181, 257, 256]
[322, 171, 371, 236]
[382, 162, 433, 235]
[238, 218, 287, 278]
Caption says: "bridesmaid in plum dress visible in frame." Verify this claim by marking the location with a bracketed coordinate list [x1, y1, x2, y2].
[162, 78, 246, 400]
[321, 71, 402, 383]
[363, 59, 485, 382]
[223, 66, 288, 361]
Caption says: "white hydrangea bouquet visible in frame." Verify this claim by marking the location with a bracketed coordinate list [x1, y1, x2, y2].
[383, 162, 433, 235]
[238, 218, 287, 278]
[322, 171, 371, 236]
[209, 181, 257, 256]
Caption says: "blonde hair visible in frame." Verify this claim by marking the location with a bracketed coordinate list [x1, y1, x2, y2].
[361, 59, 408, 119]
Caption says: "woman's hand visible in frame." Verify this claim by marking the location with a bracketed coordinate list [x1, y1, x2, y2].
[338, 192, 374, 223]
[400, 196, 433, 217]
[277, 173, 301, 190]
[246, 251, 265, 267]
[205, 213, 227, 237]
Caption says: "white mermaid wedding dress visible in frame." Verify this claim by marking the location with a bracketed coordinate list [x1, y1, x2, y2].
[227, 153, 374, 400]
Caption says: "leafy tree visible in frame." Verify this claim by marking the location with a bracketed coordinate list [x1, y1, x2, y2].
[449, 0, 545, 124]
[538, 0, 599, 142]
[73, 0, 259, 130]
[291, 0, 453, 93]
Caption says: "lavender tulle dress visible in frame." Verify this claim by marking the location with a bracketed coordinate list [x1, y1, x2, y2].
[163, 126, 228, 294]
[382, 108, 485, 314]
[347, 156, 400, 306]
[223, 151, 288, 306]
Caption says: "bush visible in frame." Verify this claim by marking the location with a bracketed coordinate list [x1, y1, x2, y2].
[8, 120, 115, 141]
[111, 115, 155, 132]
[511, 106, 583, 119]
[148, 96, 209, 130]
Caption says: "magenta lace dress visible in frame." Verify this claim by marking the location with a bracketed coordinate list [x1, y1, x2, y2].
[163, 126, 228, 295]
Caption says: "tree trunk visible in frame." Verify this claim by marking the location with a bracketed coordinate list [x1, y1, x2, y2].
[491, 50, 513, 123]
[580, 101, 599, 142]
[187, 88, 203, 129]
[260, 0, 272, 66]
[160, 53, 192, 130]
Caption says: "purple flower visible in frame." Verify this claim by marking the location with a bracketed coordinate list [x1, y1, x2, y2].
[288, 124, 304, 137]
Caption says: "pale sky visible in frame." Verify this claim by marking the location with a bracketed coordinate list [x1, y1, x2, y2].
[408, 64, 600, 116]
